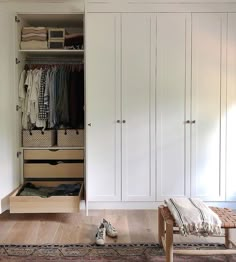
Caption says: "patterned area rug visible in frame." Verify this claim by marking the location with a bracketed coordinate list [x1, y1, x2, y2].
[0, 243, 235, 262]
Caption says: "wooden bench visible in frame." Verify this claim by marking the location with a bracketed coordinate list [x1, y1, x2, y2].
[158, 205, 236, 262]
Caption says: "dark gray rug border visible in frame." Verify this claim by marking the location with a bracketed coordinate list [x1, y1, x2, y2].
[0, 242, 228, 248]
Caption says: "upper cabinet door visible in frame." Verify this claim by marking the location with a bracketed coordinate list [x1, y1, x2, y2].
[121, 13, 156, 201]
[0, 10, 21, 213]
[191, 13, 227, 201]
[226, 13, 236, 201]
[86, 13, 122, 201]
[156, 13, 191, 201]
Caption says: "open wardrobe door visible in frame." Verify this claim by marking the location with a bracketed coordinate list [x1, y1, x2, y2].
[0, 9, 22, 213]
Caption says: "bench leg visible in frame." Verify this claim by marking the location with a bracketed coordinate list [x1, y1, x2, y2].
[158, 208, 165, 247]
[166, 221, 173, 262]
[225, 229, 231, 249]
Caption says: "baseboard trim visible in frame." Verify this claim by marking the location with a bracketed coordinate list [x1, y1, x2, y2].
[87, 201, 236, 210]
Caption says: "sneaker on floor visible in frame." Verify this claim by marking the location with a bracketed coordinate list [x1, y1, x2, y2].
[95, 223, 106, 245]
[102, 218, 118, 238]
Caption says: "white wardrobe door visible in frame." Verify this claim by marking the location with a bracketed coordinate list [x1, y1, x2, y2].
[191, 13, 227, 201]
[121, 13, 155, 201]
[0, 10, 21, 213]
[86, 13, 121, 201]
[156, 13, 191, 201]
[226, 13, 236, 201]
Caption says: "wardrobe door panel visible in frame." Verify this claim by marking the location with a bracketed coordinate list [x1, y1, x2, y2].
[86, 13, 121, 201]
[226, 13, 236, 201]
[0, 10, 21, 213]
[156, 13, 191, 201]
[191, 13, 226, 200]
[121, 13, 155, 201]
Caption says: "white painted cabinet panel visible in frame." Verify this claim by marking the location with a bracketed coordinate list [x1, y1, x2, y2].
[156, 13, 191, 200]
[86, 13, 122, 201]
[191, 13, 227, 201]
[0, 9, 21, 212]
[86, 12, 156, 202]
[226, 13, 236, 201]
[121, 13, 155, 201]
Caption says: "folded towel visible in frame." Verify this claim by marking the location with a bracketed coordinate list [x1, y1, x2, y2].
[165, 198, 222, 236]
[22, 33, 47, 42]
[22, 28, 47, 35]
[20, 40, 48, 50]
[22, 26, 47, 31]
[21, 36, 47, 42]
[22, 33, 47, 38]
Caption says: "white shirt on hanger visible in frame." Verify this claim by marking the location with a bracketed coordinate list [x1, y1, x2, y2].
[18, 70, 26, 114]
[30, 69, 41, 124]
[22, 70, 33, 129]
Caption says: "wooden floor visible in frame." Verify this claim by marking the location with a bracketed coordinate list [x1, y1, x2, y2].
[0, 210, 235, 245]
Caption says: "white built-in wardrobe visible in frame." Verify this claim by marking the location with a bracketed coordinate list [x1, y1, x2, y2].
[86, 1, 236, 208]
[1, 0, 236, 213]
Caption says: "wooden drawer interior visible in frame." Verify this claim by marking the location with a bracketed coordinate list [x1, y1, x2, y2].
[24, 163, 84, 178]
[24, 149, 84, 160]
[10, 181, 83, 213]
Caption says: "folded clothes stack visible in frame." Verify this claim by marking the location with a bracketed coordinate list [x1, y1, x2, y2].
[21, 27, 48, 49]
[64, 33, 83, 50]
[18, 182, 81, 197]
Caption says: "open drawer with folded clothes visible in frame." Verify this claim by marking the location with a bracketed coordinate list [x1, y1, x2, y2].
[10, 181, 83, 213]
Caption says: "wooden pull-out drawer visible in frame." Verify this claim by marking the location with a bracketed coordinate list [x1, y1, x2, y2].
[24, 149, 84, 160]
[10, 181, 83, 213]
[24, 163, 84, 178]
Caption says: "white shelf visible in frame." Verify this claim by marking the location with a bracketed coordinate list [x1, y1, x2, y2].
[19, 49, 84, 56]
[22, 147, 85, 150]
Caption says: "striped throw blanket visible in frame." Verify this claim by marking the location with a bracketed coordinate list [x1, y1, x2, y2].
[164, 198, 222, 236]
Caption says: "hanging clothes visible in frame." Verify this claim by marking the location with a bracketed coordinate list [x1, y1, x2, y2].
[18, 69, 26, 115]
[69, 68, 84, 129]
[30, 69, 41, 125]
[19, 63, 84, 130]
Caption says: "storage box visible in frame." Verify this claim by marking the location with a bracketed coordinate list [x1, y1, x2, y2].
[22, 130, 56, 147]
[48, 28, 65, 40]
[57, 129, 84, 147]
[48, 39, 64, 49]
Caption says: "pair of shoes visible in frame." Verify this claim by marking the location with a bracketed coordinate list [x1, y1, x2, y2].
[95, 218, 118, 245]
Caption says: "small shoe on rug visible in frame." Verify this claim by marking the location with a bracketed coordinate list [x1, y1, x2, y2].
[102, 218, 118, 238]
[95, 223, 106, 245]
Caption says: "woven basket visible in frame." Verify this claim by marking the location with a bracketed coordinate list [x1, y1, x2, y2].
[57, 129, 84, 147]
[22, 130, 56, 147]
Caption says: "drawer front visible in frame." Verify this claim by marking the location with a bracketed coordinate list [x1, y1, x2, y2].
[24, 163, 84, 178]
[10, 182, 83, 213]
[24, 149, 84, 160]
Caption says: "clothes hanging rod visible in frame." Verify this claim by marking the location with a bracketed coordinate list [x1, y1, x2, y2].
[25, 57, 84, 64]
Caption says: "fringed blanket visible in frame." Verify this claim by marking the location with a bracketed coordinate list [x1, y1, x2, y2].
[165, 198, 222, 236]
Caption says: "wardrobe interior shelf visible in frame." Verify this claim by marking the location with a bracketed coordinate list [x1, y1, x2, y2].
[22, 146, 85, 150]
[19, 49, 84, 56]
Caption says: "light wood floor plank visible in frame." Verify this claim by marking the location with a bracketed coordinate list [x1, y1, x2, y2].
[0, 210, 235, 245]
